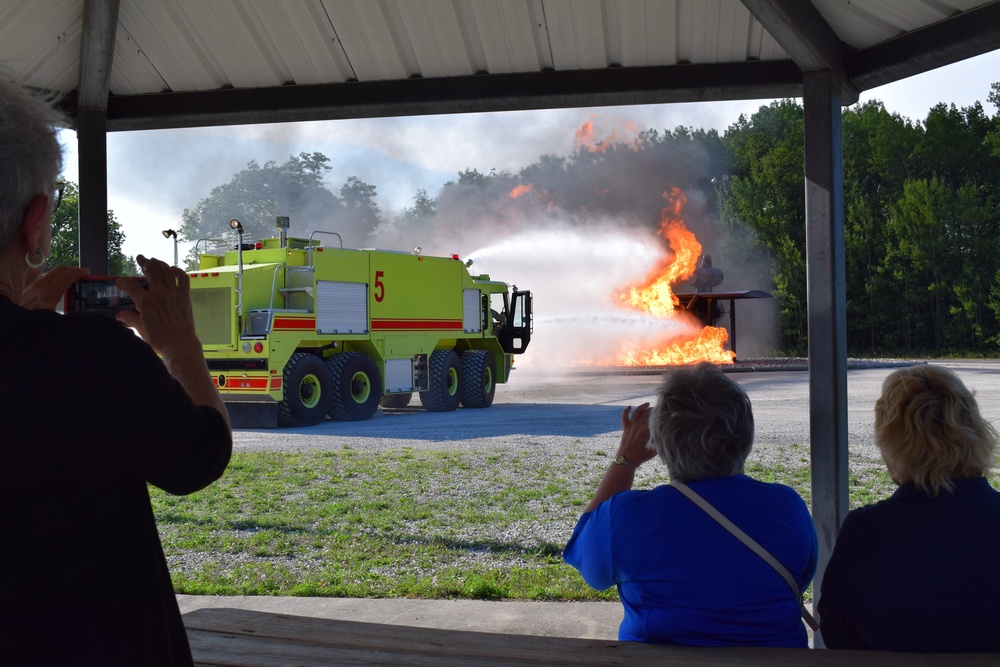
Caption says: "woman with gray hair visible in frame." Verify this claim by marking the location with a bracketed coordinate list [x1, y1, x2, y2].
[0, 70, 231, 665]
[564, 362, 817, 646]
[819, 364, 1000, 652]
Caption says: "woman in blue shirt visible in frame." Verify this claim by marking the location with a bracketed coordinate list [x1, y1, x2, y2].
[564, 362, 817, 647]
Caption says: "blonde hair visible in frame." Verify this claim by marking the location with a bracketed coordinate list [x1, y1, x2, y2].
[875, 365, 997, 497]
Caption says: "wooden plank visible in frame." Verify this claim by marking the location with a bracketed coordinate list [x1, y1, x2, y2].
[185, 608, 999, 667]
[186, 608, 661, 665]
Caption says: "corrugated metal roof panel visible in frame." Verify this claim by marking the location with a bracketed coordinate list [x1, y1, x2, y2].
[0, 0, 81, 91]
[117, 0, 226, 91]
[544, 0, 610, 71]
[324, 0, 411, 80]
[392, 1, 473, 78]
[3, 0, 997, 121]
[463, 1, 551, 73]
[183, 2, 284, 88]
[112, 22, 169, 95]
[225, 0, 354, 85]
[615, 0, 676, 66]
[814, 0, 986, 50]
[278, 0, 355, 84]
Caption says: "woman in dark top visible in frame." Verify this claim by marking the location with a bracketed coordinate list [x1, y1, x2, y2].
[819, 364, 1000, 652]
[0, 69, 232, 666]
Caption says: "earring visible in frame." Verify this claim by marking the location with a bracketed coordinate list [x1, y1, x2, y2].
[25, 250, 46, 270]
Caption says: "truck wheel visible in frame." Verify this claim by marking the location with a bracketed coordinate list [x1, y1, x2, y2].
[421, 349, 462, 412]
[379, 392, 412, 409]
[327, 352, 382, 421]
[278, 352, 334, 427]
[461, 350, 495, 408]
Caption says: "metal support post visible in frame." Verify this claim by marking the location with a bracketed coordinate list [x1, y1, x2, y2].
[803, 69, 850, 645]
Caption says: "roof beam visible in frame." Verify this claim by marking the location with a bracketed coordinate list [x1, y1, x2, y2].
[847, 1, 1000, 91]
[741, 0, 859, 104]
[77, 0, 120, 109]
[100, 61, 804, 132]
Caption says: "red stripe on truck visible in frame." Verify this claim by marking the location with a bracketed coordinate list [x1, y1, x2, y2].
[273, 318, 316, 330]
[371, 319, 462, 331]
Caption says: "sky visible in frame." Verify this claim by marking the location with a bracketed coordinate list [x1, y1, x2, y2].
[57, 50, 1000, 265]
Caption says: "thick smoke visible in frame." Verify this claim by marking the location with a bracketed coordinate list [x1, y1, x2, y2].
[367, 119, 779, 366]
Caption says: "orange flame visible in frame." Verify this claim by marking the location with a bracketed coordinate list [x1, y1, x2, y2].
[613, 188, 735, 366]
[615, 189, 697, 317]
[510, 183, 557, 211]
[616, 328, 736, 366]
[574, 115, 642, 153]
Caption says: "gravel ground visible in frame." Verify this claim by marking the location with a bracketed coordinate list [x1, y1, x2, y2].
[165, 360, 1000, 588]
[231, 357, 1000, 478]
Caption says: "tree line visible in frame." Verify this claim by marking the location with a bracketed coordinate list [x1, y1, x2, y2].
[58, 81, 1000, 358]
[721, 85, 1000, 356]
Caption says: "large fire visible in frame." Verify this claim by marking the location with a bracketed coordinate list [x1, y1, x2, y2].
[612, 188, 735, 366]
[506, 116, 736, 368]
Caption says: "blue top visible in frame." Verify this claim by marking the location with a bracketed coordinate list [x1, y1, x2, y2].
[819, 477, 1000, 652]
[564, 475, 817, 647]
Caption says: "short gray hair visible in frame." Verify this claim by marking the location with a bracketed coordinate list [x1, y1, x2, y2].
[0, 67, 67, 254]
[648, 362, 754, 482]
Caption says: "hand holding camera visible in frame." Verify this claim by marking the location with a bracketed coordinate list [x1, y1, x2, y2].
[25, 265, 91, 311]
[115, 255, 201, 359]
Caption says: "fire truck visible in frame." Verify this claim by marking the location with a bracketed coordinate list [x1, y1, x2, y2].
[187, 217, 532, 428]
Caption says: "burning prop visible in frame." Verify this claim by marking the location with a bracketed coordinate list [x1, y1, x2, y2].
[612, 188, 735, 366]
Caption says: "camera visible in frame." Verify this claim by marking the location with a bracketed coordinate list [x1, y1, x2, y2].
[64, 276, 147, 317]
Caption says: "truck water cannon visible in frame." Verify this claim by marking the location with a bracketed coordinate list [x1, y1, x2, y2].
[186, 216, 532, 428]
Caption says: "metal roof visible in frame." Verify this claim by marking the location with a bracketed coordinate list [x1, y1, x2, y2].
[2, 0, 999, 131]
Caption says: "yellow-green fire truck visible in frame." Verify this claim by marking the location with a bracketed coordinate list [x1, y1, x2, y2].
[188, 217, 532, 428]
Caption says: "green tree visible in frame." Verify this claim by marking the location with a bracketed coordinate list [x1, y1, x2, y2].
[395, 188, 436, 226]
[841, 101, 921, 353]
[48, 181, 139, 275]
[948, 182, 998, 350]
[180, 152, 342, 253]
[883, 177, 960, 352]
[721, 100, 807, 353]
[987, 82, 1000, 158]
[338, 176, 382, 235]
[913, 102, 994, 189]
[456, 168, 490, 186]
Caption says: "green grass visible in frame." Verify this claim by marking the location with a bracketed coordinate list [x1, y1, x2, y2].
[151, 444, 970, 601]
[154, 448, 616, 600]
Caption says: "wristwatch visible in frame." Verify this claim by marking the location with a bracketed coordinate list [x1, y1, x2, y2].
[614, 454, 637, 471]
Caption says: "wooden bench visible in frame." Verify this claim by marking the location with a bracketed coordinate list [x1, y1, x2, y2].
[184, 608, 996, 666]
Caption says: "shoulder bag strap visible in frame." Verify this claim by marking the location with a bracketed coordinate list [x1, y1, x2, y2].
[669, 480, 819, 631]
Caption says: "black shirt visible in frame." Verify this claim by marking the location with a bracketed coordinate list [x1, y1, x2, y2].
[0, 296, 231, 666]
[819, 476, 1000, 652]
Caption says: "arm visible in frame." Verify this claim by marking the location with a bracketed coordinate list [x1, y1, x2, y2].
[116, 255, 231, 432]
[582, 403, 655, 513]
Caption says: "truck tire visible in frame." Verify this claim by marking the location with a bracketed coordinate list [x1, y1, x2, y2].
[421, 349, 462, 412]
[379, 392, 412, 409]
[279, 352, 334, 427]
[460, 350, 495, 408]
[327, 352, 382, 421]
